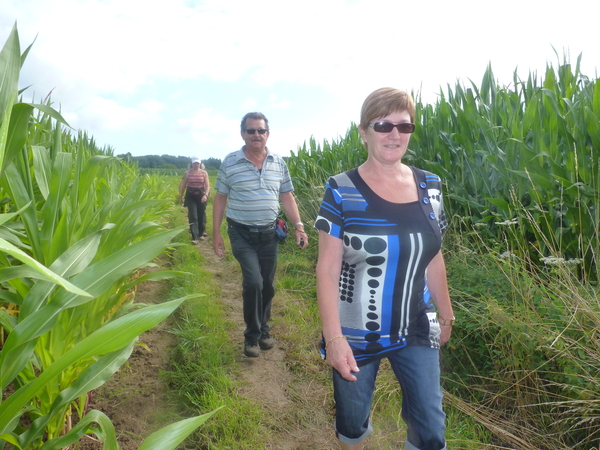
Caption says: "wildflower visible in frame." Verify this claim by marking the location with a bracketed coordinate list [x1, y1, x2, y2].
[540, 256, 583, 266]
[495, 218, 518, 226]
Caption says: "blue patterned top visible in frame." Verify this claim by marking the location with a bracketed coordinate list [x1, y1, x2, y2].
[315, 167, 447, 366]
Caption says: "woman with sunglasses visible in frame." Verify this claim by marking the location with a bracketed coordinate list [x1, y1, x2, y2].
[315, 87, 453, 450]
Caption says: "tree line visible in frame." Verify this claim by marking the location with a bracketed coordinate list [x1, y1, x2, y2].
[117, 153, 222, 170]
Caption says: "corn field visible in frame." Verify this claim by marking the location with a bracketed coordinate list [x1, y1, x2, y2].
[290, 54, 600, 282]
[0, 25, 216, 449]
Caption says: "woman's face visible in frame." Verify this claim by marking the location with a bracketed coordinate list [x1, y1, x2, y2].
[359, 110, 412, 166]
[192, 162, 200, 169]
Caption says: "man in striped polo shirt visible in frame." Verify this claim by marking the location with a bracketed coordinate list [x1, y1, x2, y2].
[213, 112, 309, 357]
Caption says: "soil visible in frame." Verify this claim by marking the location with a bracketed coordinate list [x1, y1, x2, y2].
[77, 237, 342, 450]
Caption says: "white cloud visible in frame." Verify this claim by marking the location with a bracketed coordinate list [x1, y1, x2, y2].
[242, 98, 258, 110]
[2, 0, 599, 160]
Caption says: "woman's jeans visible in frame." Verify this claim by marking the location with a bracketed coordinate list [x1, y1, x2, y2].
[185, 193, 206, 240]
[333, 345, 446, 450]
[228, 223, 278, 343]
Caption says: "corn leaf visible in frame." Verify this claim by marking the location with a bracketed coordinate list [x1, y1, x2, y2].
[137, 406, 224, 450]
[0, 296, 194, 432]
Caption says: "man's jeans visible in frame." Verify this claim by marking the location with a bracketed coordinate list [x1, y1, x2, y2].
[333, 345, 446, 450]
[228, 224, 278, 343]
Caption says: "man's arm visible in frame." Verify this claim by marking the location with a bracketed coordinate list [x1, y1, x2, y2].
[212, 192, 228, 257]
[280, 191, 308, 249]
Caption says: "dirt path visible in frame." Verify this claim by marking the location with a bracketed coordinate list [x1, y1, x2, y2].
[198, 237, 339, 449]
[80, 238, 340, 449]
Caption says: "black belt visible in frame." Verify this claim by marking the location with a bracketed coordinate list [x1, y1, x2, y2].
[227, 218, 275, 231]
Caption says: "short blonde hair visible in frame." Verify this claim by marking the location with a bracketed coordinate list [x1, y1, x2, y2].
[359, 88, 415, 129]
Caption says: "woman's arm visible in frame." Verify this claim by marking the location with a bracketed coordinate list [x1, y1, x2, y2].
[178, 171, 188, 205]
[203, 170, 210, 196]
[316, 231, 359, 381]
[427, 250, 454, 345]
[201, 170, 211, 203]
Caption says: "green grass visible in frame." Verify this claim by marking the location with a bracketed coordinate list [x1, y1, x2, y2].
[160, 204, 270, 449]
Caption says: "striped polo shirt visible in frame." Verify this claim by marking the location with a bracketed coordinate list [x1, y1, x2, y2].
[215, 147, 294, 227]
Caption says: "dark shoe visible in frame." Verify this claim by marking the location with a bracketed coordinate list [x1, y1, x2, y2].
[259, 333, 275, 350]
[244, 340, 260, 357]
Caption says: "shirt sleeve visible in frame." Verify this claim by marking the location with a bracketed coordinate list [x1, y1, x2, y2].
[279, 158, 294, 193]
[314, 176, 344, 239]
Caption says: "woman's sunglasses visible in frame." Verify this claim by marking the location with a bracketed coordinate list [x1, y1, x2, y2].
[245, 128, 269, 135]
[369, 121, 415, 134]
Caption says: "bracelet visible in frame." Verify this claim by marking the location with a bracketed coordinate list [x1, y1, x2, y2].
[295, 222, 304, 227]
[325, 335, 346, 348]
[438, 315, 455, 326]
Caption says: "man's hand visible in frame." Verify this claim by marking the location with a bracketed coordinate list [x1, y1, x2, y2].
[213, 233, 225, 258]
[296, 230, 308, 249]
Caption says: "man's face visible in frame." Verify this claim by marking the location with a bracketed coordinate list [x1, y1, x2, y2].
[241, 118, 269, 151]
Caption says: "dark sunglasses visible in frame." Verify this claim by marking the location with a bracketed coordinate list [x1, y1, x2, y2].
[369, 121, 415, 134]
[245, 128, 269, 135]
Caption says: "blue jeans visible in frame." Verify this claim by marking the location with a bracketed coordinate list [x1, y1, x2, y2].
[333, 346, 446, 449]
[228, 224, 278, 343]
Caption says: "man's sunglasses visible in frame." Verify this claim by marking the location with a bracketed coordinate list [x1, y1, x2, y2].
[245, 128, 269, 135]
[369, 121, 415, 134]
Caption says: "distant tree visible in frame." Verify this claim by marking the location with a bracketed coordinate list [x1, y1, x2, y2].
[203, 157, 221, 170]
[116, 152, 133, 163]
[115, 154, 221, 170]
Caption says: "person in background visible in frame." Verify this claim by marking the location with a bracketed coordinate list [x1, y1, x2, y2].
[200, 163, 209, 239]
[179, 157, 210, 243]
[314, 87, 453, 450]
[213, 112, 308, 358]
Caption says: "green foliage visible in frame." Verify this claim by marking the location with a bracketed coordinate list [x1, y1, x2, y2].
[0, 24, 212, 449]
[440, 231, 600, 449]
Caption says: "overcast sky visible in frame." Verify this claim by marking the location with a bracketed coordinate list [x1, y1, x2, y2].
[2, 0, 598, 161]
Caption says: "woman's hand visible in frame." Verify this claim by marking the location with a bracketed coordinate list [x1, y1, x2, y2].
[440, 323, 452, 345]
[325, 337, 359, 381]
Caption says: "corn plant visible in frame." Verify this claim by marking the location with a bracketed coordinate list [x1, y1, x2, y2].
[0, 24, 215, 449]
